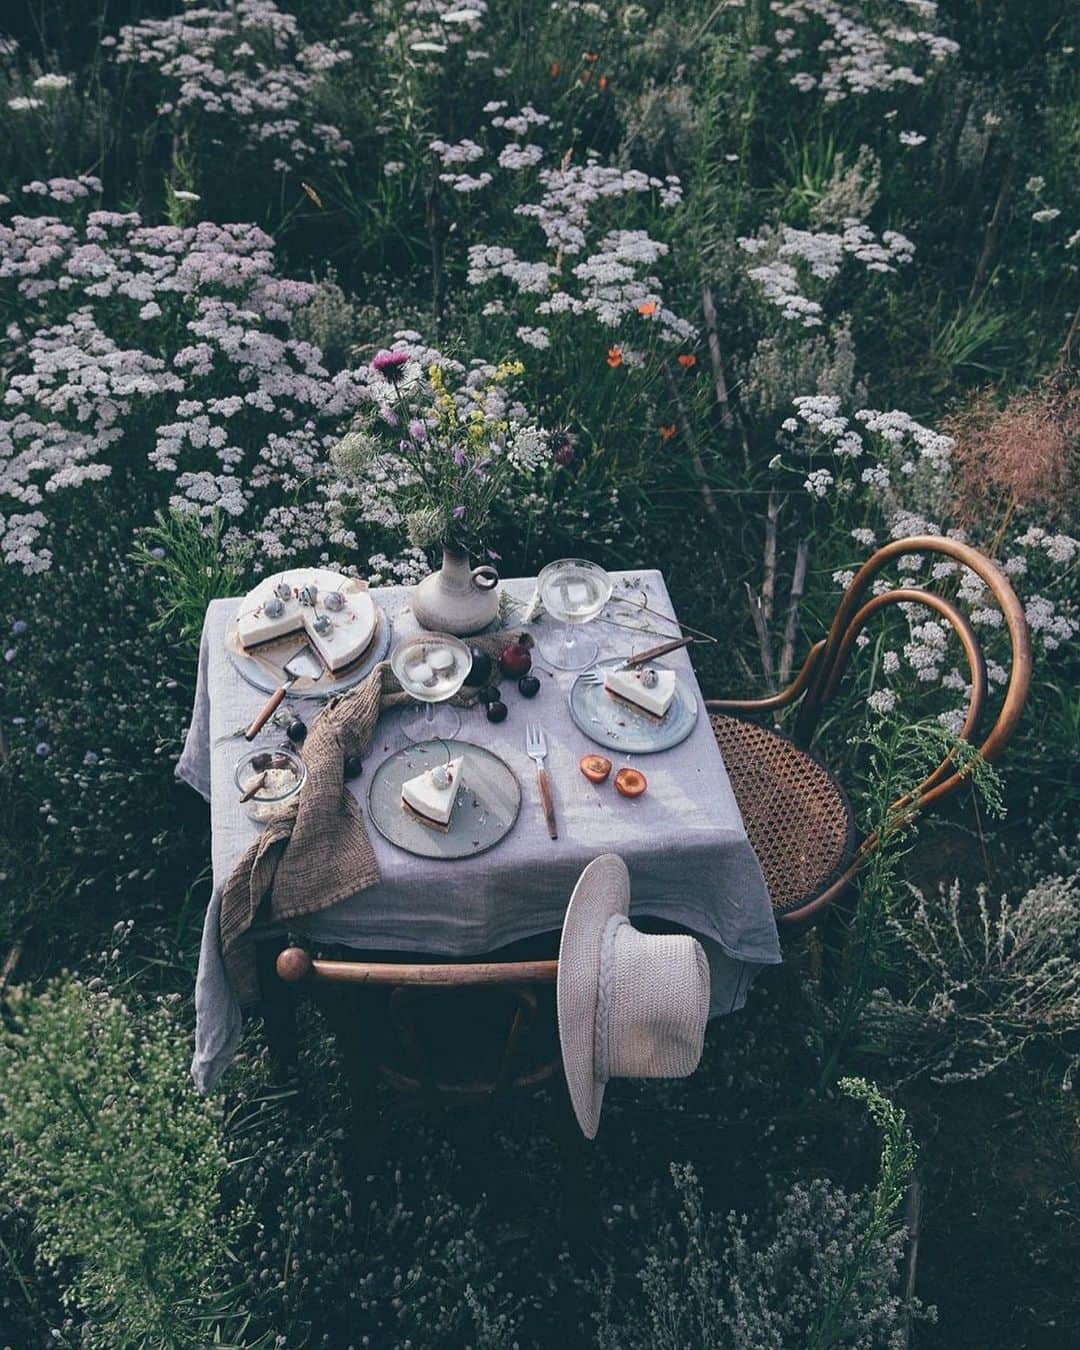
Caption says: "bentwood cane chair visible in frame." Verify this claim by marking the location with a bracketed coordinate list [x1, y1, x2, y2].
[706, 534, 1032, 932]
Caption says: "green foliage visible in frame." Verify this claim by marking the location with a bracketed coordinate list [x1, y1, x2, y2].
[863, 873, 1080, 1087]
[595, 1077, 923, 1350]
[820, 717, 1007, 1088]
[0, 975, 257, 1349]
[131, 508, 249, 652]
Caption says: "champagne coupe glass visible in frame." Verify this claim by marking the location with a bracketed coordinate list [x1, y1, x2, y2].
[391, 633, 472, 743]
[536, 558, 613, 671]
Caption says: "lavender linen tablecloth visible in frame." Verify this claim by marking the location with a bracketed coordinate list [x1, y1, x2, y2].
[178, 569, 781, 1092]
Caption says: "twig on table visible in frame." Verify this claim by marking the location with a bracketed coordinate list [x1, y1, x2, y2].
[503, 590, 720, 646]
[662, 358, 717, 518]
[779, 538, 809, 685]
[745, 581, 775, 691]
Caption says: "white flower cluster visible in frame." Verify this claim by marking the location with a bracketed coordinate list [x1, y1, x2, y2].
[373, 0, 489, 62]
[438, 106, 695, 349]
[21, 174, 102, 204]
[0, 205, 389, 572]
[766, 0, 959, 104]
[108, 0, 353, 175]
[739, 222, 915, 327]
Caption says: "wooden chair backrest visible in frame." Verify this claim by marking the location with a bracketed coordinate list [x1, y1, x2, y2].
[707, 536, 1032, 917]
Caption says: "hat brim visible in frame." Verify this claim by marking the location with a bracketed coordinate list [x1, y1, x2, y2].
[557, 854, 631, 1139]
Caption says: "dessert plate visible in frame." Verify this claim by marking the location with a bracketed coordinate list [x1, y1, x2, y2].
[366, 738, 521, 860]
[569, 657, 699, 754]
[225, 599, 392, 698]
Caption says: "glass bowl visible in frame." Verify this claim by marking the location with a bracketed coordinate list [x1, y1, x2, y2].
[233, 746, 308, 823]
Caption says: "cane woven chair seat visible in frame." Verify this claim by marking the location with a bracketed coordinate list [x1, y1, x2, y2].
[710, 713, 855, 920]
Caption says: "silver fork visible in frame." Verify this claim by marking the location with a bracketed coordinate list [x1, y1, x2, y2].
[525, 722, 558, 839]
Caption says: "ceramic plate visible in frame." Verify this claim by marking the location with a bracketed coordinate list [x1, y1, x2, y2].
[569, 658, 699, 754]
[366, 739, 521, 860]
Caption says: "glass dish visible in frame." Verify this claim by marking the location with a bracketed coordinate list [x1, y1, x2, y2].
[233, 746, 308, 823]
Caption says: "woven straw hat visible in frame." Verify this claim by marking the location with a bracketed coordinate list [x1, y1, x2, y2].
[557, 854, 711, 1139]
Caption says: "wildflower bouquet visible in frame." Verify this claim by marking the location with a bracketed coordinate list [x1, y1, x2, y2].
[332, 347, 554, 556]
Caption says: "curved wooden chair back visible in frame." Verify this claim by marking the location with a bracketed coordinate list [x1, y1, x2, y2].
[708, 535, 1032, 917]
[276, 947, 560, 1099]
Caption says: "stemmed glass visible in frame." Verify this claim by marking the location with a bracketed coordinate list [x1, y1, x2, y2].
[536, 558, 613, 671]
[391, 633, 472, 742]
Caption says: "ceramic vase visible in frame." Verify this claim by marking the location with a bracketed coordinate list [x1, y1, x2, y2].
[411, 543, 500, 636]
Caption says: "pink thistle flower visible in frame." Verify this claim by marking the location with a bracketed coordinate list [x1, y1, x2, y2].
[371, 349, 411, 382]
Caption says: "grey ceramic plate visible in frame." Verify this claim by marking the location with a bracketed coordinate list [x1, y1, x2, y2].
[225, 602, 392, 698]
[366, 738, 521, 860]
[569, 658, 699, 754]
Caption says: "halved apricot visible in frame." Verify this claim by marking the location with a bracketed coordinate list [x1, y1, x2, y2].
[614, 767, 647, 798]
[579, 753, 612, 784]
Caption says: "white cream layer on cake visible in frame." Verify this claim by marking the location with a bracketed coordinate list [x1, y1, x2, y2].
[604, 665, 677, 719]
[401, 756, 465, 829]
[235, 568, 377, 673]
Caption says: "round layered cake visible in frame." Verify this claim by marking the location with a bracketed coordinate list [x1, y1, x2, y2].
[235, 568, 377, 673]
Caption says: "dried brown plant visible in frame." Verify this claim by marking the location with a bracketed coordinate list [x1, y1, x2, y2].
[944, 373, 1079, 523]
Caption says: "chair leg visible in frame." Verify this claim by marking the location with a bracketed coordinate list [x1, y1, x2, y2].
[256, 937, 298, 1084]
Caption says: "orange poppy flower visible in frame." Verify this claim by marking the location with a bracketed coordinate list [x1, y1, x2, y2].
[584, 51, 598, 62]
[606, 346, 623, 368]
[637, 301, 657, 316]
[677, 354, 697, 368]
[549, 61, 560, 78]
[598, 75, 608, 90]
[659, 423, 677, 440]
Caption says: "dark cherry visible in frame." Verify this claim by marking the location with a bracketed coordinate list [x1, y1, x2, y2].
[517, 674, 541, 698]
[486, 700, 508, 723]
[464, 647, 493, 687]
[286, 718, 307, 743]
[344, 754, 364, 778]
[477, 685, 500, 705]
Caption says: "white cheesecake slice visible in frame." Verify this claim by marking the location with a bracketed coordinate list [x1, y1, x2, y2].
[236, 590, 304, 647]
[235, 568, 378, 673]
[604, 665, 678, 719]
[401, 756, 466, 831]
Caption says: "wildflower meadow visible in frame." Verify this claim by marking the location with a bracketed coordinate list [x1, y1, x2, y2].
[0, 1, 1077, 1347]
